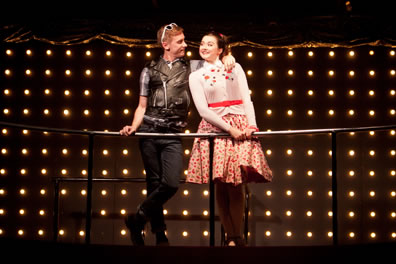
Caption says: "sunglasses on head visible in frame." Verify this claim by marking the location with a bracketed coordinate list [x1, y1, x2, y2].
[161, 23, 178, 43]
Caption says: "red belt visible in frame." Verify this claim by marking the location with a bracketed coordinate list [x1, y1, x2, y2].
[208, 100, 243, 108]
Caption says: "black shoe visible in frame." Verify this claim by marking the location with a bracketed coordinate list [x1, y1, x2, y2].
[156, 231, 170, 246]
[124, 215, 145, 246]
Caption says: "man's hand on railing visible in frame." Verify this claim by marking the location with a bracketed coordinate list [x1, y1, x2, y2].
[120, 125, 135, 136]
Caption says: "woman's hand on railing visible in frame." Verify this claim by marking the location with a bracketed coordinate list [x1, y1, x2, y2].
[228, 127, 246, 140]
[120, 125, 135, 136]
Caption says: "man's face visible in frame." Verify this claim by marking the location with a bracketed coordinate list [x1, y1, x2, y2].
[164, 33, 187, 58]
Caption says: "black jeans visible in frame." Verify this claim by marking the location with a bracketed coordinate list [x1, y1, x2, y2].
[138, 137, 182, 233]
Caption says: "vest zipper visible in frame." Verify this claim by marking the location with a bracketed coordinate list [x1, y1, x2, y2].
[162, 81, 168, 108]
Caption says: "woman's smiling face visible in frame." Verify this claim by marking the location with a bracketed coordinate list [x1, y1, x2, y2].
[199, 35, 223, 63]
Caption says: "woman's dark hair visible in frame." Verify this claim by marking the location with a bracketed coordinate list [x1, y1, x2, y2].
[204, 31, 231, 60]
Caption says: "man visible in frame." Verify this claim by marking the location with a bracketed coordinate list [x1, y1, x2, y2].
[120, 23, 234, 246]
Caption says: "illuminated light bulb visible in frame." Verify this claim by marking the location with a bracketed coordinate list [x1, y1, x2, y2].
[20, 169, 27, 175]
[203, 190, 209, 196]
[267, 51, 273, 57]
[185, 51, 192, 57]
[328, 211, 333, 217]
[18, 230, 24, 236]
[43, 109, 50, 115]
[390, 150, 396, 156]
[286, 149, 293, 156]
[182, 210, 189, 216]
[307, 190, 313, 197]
[369, 50, 374, 55]
[369, 150, 375, 156]
[369, 131, 375, 136]
[287, 69, 293, 76]
[307, 109, 313, 116]
[41, 149, 48, 155]
[104, 89, 110, 96]
[391, 130, 396, 136]
[286, 190, 292, 196]
[287, 89, 293, 96]
[21, 148, 28, 155]
[40, 189, 46, 195]
[287, 50, 294, 57]
[4, 89, 10, 95]
[247, 51, 253, 57]
[390, 90, 395, 96]
[328, 109, 335, 116]
[348, 50, 355, 57]
[266, 190, 272, 196]
[61, 169, 67, 175]
[25, 69, 32, 76]
[267, 89, 272, 96]
[308, 51, 314, 57]
[86, 50, 92, 56]
[66, 50, 72, 56]
[308, 70, 313, 76]
[328, 90, 334, 96]
[85, 69, 92, 76]
[286, 231, 292, 237]
[328, 232, 333, 238]
[41, 168, 47, 175]
[307, 232, 313, 238]
[286, 210, 292, 216]
[390, 50, 395, 56]
[145, 51, 151, 57]
[4, 69, 11, 76]
[266, 149, 272, 155]
[65, 69, 71, 76]
[124, 89, 131, 96]
[369, 70, 375, 76]
[349, 150, 355, 156]
[307, 170, 313, 176]
[349, 170, 355, 177]
[182, 231, 188, 237]
[370, 232, 376, 239]
[105, 70, 111, 76]
[265, 210, 271, 216]
[306, 211, 313, 217]
[267, 70, 273, 76]
[349, 232, 355, 238]
[26, 49, 32, 55]
[370, 211, 376, 218]
[122, 149, 128, 155]
[203, 210, 209, 216]
[184, 129, 190, 134]
[106, 50, 112, 56]
[369, 171, 375, 177]
[1, 148, 7, 155]
[142, 189, 147, 195]
[81, 190, 87, 196]
[307, 150, 313, 156]
[83, 109, 90, 116]
[39, 210, 45, 216]
[307, 90, 314, 96]
[369, 90, 375, 96]
[266, 109, 272, 116]
[102, 170, 108, 176]
[247, 70, 253, 76]
[23, 109, 30, 115]
[125, 70, 131, 76]
[6, 49, 12, 55]
[101, 190, 107, 196]
[122, 169, 128, 175]
[349, 211, 355, 218]
[19, 209, 25, 215]
[348, 110, 355, 116]
[369, 110, 375, 116]
[391, 191, 396, 197]
[61, 189, 67, 195]
[184, 149, 190, 155]
[45, 69, 51, 76]
[329, 51, 335, 57]
[183, 190, 189, 196]
[81, 170, 87, 176]
[287, 110, 293, 116]
[390, 109, 396, 116]
[102, 149, 109, 156]
[100, 210, 106, 216]
[79, 231, 85, 237]
[390, 70, 395, 76]
[44, 89, 51, 95]
[287, 170, 293, 176]
[121, 189, 127, 195]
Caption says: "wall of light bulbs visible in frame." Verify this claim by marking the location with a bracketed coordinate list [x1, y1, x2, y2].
[0, 41, 395, 246]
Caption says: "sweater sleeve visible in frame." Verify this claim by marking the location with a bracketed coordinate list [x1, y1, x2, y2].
[235, 63, 258, 128]
[189, 72, 232, 132]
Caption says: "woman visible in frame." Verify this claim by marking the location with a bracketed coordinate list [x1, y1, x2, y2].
[187, 32, 273, 246]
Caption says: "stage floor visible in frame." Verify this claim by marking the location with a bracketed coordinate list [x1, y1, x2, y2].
[1, 238, 394, 263]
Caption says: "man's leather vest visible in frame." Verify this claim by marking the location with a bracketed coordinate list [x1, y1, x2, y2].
[145, 57, 191, 123]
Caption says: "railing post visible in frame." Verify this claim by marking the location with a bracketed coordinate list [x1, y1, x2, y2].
[53, 178, 60, 242]
[209, 136, 215, 246]
[85, 133, 94, 244]
[331, 132, 338, 246]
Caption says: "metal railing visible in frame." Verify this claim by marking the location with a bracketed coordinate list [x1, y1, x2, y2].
[1, 121, 396, 246]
